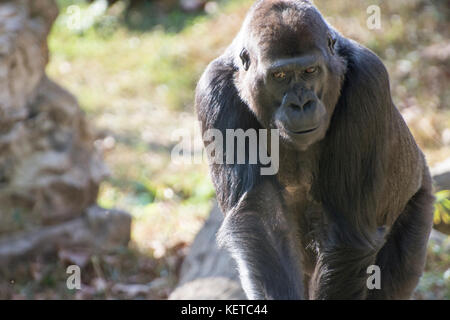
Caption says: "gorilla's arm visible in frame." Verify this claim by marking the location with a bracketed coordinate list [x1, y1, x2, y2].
[196, 55, 304, 299]
[310, 37, 417, 299]
[218, 181, 304, 299]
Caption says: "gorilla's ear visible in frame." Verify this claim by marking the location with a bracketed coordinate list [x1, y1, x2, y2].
[327, 33, 336, 55]
[239, 48, 251, 71]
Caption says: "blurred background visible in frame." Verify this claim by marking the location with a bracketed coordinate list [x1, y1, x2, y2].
[0, 0, 449, 299]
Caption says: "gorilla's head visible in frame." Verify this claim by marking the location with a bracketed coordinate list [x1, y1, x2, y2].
[235, 0, 346, 150]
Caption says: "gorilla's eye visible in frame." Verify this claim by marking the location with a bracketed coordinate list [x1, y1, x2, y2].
[304, 66, 317, 74]
[273, 71, 287, 80]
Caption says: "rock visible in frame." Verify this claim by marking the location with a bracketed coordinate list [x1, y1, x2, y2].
[169, 205, 246, 300]
[0, 0, 129, 270]
[0, 0, 108, 235]
[0, 77, 109, 235]
[431, 157, 450, 191]
[170, 277, 245, 300]
[0, 206, 131, 269]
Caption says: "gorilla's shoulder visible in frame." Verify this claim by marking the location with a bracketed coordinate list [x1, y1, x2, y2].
[197, 55, 236, 94]
[337, 37, 390, 95]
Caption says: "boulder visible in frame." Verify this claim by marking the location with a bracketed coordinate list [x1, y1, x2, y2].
[0, 0, 130, 270]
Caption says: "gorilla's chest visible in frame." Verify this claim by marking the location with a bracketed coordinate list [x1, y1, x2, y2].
[276, 149, 326, 274]
[281, 174, 326, 276]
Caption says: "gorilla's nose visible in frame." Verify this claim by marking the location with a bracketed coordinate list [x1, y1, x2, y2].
[282, 92, 315, 112]
[281, 92, 301, 109]
[299, 99, 314, 111]
[288, 98, 316, 116]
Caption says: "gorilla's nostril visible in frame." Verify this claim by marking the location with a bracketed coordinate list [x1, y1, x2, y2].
[289, 103, 301, 110]
[303, 100, 314, 110]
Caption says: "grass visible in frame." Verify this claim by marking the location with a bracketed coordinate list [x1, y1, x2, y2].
[22, 0, 447, 299]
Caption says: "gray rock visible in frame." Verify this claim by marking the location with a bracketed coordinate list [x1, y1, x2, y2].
[0, 206, 131, 267]
[0, 0, 130, 271]
[169, 205, 246, 300]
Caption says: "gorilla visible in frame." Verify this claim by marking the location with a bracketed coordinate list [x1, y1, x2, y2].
[195, 0, 434, 299]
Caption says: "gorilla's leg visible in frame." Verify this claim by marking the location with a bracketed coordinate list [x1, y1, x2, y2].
[308, 229, 381, 299]
[368, 176, 434, 299]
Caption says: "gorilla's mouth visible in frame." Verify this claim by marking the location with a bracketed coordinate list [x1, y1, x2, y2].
[288, 126, 319, 135]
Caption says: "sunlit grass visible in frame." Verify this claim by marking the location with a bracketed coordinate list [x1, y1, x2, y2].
[48, 0, 255, 254]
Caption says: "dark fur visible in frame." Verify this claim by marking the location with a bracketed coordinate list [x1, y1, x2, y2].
[196, 0, 434, 299]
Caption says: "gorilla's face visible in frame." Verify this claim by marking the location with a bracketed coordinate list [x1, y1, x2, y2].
[259, 49, 331, 151]
[236, 4, 345, 151]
